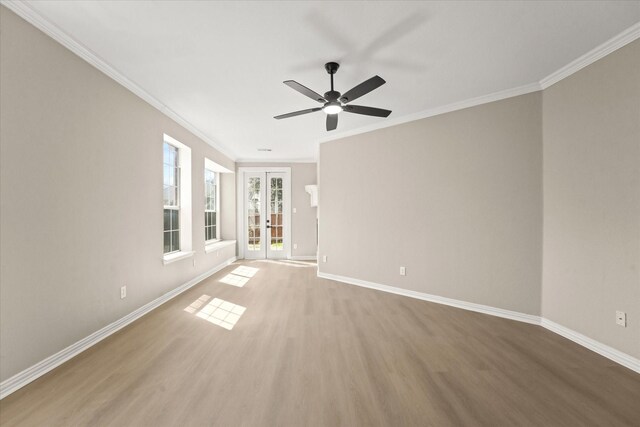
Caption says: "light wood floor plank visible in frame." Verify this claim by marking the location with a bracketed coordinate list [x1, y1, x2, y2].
[1, 259, 639, 426]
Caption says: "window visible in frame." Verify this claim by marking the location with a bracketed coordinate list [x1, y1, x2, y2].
[204, 157, 233, 251]
[204, 168, 219, 242]
[164, 142, 180, 254]
[204, 157, 235, 253]
[162, 134, 192, 263]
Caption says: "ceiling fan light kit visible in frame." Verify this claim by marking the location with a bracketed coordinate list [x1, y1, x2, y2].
[275, 62, 392, 131]
[323, 101, 343, 115]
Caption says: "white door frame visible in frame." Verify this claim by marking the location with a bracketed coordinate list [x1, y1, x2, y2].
[265, 172, 287, 260]
[237, 167, 291, 260]
[242, 171, 267, 260]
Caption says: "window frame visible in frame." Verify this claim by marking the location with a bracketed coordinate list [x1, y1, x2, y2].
[204, 167, 220, 244]
[163, 134, 193, 264]
[163, 142, 181, 255]
[204, 157, 235, 254]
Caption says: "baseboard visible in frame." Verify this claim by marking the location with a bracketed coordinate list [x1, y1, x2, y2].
[3, 263, 636, 400]
[0, 256, 237, 400]
[540, 319, 640, 374]
[318, 271, 640, 374]
[317, 272, 541, 325]
[290, 255, 317, 261]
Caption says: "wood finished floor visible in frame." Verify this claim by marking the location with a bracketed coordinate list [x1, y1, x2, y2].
[1, 259, 639, 426]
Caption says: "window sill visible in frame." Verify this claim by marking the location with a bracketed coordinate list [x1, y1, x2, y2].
[163, 251, 194, 265]
[205, 240, 236, 254]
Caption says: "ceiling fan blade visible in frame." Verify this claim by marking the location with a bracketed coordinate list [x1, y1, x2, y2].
[343, 105, 392, 117]
[326, 114, 338, 131]
[274, 107, 322, 120]
[339, 75, 386, 103]
[283, 80, 326, 103]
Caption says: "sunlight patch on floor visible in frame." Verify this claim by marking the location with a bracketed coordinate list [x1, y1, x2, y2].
[195, 298, 246, 330]
[184, 294, 211, 313]
[219, 274, 250, 287]
[219, 266, 259, 287]
[231, 266, 259, 277]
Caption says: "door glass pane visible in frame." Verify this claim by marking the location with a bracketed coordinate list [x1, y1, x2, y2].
[247, 177, 261, 251]
[270, 177, 283, 251]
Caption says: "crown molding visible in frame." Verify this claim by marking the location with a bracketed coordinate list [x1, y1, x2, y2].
[3, 1, 638, 160]
[539, 21, 640, 89]
[318, 82, 542, 144]
[217, 19, 636, 157]
[0, 0, 238, 161]
[318, 20, 640, 145]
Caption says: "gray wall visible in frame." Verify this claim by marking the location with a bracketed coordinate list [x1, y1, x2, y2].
[0, 7, 236, 381]
[319, 93, 543, 315]
[237, 163, 317, 258]
[318, 39, 640, 359]
[542, 40, 640, 358]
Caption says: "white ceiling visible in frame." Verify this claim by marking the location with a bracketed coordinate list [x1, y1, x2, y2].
[17, 1, 640, 161]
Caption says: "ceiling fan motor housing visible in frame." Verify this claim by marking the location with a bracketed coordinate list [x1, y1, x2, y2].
[324, 90, 341, 101]
[324, 62, 340, 74]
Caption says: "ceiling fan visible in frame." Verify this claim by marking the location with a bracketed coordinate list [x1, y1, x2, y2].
[274, 62, 391, 131]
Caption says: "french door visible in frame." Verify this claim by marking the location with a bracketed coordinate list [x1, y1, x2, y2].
[244, 171, 289, 259]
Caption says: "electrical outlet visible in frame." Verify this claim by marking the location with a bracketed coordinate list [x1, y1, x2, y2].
[616, 311, 627, 327]
[294, 243, 298, 250]
[400, 266, 406, 276]
[322, 255, 327, 263]
[193, 258, 196, 267]
[120, 285, 127, 299]
[293, 207, 297, 213]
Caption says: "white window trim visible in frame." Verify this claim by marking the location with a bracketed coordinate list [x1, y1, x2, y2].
[163, 134, 192, 263]
[205, 239, 236, 254]
[163, 142, 181, 255]
[162, 250, 195, 265]
[204, 157, 235, 254]
[204, 167, 220, 244]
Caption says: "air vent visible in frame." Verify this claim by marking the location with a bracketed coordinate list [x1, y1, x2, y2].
[257, 148, 272, 152]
